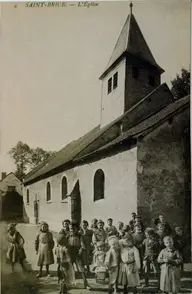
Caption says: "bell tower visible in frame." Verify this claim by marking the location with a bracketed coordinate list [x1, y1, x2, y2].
[100, 3, 164, 128]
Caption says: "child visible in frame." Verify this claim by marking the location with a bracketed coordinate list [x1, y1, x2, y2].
[118, 238, 140, 294]
[173, 227, 187, 255]
[80, 220, 93, 274]
[55, 233, 75, 294]
[129, 213, 137, 232]
[132, 224, 145, 274]
[155, 214, 172, 235]
[59, 219, 70, 238]
[91, 219, 98, 233]
[105, 218, 118, 237]
[117, 221, 124, 239]
[132, 216, 144, 233]
[92, 241, 107, 284]
[35, 221, 55, 278]
[142, 228, 160, 288]
[67, 222, 92, 290]
[156, 223, 167, 250]
[157, 236, 182, 294]
[105, 236, 120, 294]
[122, 225, 134, 243]
[6, 223, 27, 273]
[92, 220, 108, 250]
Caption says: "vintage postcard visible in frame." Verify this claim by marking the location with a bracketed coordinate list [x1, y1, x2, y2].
[0, 1, 191, 294]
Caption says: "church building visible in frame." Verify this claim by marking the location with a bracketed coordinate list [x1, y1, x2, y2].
[23, 5, 190, 236]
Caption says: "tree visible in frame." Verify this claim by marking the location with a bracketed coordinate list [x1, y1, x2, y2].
[171, 68, 190, 100]
[8, 141, 56, 181]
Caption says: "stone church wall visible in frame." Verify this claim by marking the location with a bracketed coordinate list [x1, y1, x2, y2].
[137, 107, 190, 233]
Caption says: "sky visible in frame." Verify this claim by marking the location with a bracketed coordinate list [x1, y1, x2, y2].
[0, 0, 190, 174]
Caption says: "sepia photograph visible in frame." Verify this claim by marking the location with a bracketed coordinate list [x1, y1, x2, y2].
[0, 1, 191, 293]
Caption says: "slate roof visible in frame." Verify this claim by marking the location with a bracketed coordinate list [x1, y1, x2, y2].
[100, 12, 164, 79]
[77, 95, 190, 158]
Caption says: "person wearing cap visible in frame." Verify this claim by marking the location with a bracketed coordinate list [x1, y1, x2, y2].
[35, 221, 55, 278]
[6, 223, 27, 273]
[105, 218, 117, 237]
[67, 222, 92, 290]
[80, 220, 93, 274]
[105, 236, 120, 293]
[92, 220, 108, 250]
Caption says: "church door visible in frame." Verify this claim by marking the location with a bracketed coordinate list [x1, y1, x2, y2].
[71, 180, 81, 226]
[34, 200, 39, 224]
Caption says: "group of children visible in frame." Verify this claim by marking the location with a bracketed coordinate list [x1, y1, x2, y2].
[6, 213, 187, 294]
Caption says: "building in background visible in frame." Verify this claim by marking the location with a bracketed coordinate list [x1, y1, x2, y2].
[0, 172, 25, 221]
[22, 6, 190, 242]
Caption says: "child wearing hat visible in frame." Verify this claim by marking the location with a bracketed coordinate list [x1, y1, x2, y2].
[35, 221, 55, 278]
[157, 236, 183, 294]
[6, 223, 27, 273]
[118, 237, 140, 294]
[105, 236, 120, 293]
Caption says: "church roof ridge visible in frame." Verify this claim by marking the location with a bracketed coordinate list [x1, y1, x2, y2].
[79, 95, 190, 158]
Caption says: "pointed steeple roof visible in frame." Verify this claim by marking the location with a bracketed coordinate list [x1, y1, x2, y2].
[100, 5, 164, 79]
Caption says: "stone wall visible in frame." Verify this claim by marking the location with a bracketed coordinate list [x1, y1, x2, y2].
[137, 107, 190, 233]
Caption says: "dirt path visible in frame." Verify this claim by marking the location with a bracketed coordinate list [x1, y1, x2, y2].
[1, 222, 192, 294]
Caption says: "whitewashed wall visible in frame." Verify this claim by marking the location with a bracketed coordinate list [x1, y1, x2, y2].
[78, 147, 137, 225]
[0, 173, 22, 195]
[23, 146, 137, 231]
[100, 58, 126, 128]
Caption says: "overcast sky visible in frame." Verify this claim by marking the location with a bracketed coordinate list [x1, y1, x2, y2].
[0, 0, 190, 174]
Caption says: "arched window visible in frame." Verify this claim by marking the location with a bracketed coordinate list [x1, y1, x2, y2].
[46, 182, 51, 202]
[94, 169, 105, 202]
[26, 189, 29, 204]
[61, 176, 68, 201]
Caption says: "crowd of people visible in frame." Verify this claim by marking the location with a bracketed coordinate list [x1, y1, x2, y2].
[6, 213, 188, 294]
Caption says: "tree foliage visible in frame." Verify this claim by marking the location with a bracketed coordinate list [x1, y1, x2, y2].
[171, 68, 190, 100]
[8, 141, 56, 181]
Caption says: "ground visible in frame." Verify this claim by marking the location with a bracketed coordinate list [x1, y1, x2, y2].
[1, 222, 192, 294]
